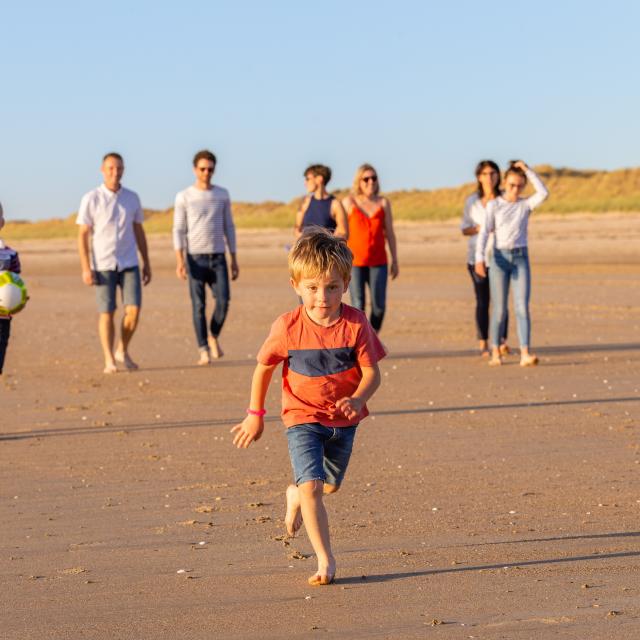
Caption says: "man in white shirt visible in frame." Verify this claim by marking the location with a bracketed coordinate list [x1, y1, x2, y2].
[77, 153, 151, 374]
[173, 150, 239, 365]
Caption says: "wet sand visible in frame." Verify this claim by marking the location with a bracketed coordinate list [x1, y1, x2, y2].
[2, 214, 640, 639]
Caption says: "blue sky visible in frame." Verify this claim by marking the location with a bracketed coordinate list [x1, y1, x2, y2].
[1, 0, 638, 220]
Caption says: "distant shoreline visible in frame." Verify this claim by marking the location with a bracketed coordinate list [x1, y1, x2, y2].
[3, 164, 640, 241]
[4, 210, 640, 245]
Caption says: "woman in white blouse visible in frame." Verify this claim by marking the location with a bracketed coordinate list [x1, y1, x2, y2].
[461, 160, 509, 357]
[475, 160, 549, 367]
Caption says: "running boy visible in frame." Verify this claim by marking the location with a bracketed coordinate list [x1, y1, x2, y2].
[231, 228, 385, 586]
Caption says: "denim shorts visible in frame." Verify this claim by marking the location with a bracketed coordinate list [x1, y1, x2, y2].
[94, 266, 141, 313]
[286, 422, 357, 487]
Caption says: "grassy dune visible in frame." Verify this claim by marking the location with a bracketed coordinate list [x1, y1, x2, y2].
[4, 165, 640, 241]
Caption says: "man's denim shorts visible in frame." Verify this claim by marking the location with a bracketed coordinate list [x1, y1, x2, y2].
[94, 266, 141, 313]
[286, 422, 358, 487]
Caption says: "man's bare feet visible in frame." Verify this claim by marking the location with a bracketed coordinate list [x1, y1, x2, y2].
[499, 343, 511, 356]
[114, 351, 139, 370]
[197, 349, 211, 366]
[103, 362, 117, 374]
[285, 484, 303, 537]
[308, 558, 336, 586]
[208, 336, 224, 359]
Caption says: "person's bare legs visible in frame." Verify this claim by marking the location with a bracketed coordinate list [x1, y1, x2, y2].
[479, 339, 489, 357]
[285, 484, 303, 536]
[298, 480, 337, 585]
[115, 305, 140, 369]
[98, 312, 117, 373]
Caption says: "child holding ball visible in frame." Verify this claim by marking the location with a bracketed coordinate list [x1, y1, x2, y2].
[0, 202, 23, 374]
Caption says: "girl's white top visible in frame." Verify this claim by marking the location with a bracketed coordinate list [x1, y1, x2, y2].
[475, 168, 548, 263]
[460, 193, 494, 265]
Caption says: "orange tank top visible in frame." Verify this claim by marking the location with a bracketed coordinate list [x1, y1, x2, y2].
[347, 204, 387, 267]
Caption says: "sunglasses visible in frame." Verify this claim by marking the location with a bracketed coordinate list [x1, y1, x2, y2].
[362, 176, 378, 183]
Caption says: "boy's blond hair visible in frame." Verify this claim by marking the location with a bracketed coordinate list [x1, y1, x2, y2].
[289, 227, 352, 284]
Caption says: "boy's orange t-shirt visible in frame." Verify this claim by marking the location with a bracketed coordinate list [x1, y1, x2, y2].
[257, 304, 386, 428]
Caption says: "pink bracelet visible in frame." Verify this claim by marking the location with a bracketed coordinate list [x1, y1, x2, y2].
[246, 408, 266, 417]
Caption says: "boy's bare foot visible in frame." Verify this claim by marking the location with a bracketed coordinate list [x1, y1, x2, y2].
[499, 344, 511, 356]
[285, 484, 303, 536]
[308, 573, 335, 586]
[208, 336, 224, 359]
[103, 362, 117, 374]
[308, 558, 336, 586]
[197, 349, 211, 366]
[114, 351, 138, 370]
[488, 355, 502, 366]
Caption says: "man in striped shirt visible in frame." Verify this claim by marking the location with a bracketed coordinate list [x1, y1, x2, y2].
[173, 150, 239, 365]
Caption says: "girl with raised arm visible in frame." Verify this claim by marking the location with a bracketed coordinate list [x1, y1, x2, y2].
[475, 161, 549, 367]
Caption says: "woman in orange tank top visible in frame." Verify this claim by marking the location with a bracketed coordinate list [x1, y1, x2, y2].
[342, 164, 399, 332]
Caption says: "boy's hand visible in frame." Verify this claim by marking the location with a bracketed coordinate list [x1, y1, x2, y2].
[231, 415, 264, 448]
[335, 396, 364, 421]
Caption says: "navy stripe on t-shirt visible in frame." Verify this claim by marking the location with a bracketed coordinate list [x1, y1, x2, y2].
[288, 347, 356, 377]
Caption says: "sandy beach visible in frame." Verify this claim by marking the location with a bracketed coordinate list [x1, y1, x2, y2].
[2, 214, 640, 639]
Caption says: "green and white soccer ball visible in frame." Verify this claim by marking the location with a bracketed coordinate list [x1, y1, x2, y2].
[0, 271, 28, 316]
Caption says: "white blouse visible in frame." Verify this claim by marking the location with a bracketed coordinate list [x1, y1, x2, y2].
[475, 168, 548, 263]
[461, 193, 493, 265]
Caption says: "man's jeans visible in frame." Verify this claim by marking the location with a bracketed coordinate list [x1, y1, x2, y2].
[187, 253, 230, 349]
[489, 247, 531, 349]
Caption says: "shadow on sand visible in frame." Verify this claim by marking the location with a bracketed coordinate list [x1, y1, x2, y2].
[2, 395, 637, 441]
[388, 342, 640, 361]
[336, 549, 640, 585]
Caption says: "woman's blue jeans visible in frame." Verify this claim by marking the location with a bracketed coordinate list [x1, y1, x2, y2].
[349, 265, 387, 332]
[186, 253, 230, 349]
[489, 248, 531, 349]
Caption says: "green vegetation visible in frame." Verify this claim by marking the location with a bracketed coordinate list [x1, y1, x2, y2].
[4, 165, 640, 241]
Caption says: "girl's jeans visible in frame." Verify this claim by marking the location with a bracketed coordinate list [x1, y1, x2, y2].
[467, 264, 508, 342]
[489, 247, 531, 349]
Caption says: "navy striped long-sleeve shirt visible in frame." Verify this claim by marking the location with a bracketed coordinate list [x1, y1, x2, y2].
[172, 185, 237, 255]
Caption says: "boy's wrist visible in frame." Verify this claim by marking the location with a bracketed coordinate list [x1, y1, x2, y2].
[246, 408, 266, 417]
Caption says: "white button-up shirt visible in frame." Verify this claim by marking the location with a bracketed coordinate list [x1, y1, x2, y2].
[76, 184, 144, 271]
[475, 169, 549, 263]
